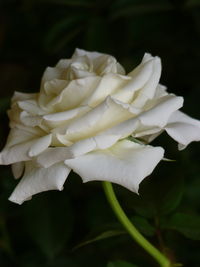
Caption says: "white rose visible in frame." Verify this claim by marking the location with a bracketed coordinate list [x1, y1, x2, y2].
[0, 48, 200, 204]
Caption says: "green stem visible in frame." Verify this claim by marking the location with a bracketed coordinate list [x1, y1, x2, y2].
[102, 181, 171, 267]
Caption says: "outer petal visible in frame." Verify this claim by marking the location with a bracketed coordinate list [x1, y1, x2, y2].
[132, 54, 161, 108]
[64, 140, 164, 193]
[37, 134, 120, 167]
[0, 134, 52, 165]
[11, 162, 25, 179]
[11, 91, 38, 103]
[101, 94, 183, 140]
[9, 162, 70, 204]
[165, 110, 200, 150]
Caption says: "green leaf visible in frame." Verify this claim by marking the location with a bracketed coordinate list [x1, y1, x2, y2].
[22, 192, 73, 259]
[111, 2, 173, 20]
[156, 176, 184, 215]
[73, 229, 125, 251]
[130, 216, 155, 237]
[107, 260, 138, 267]
[162, 212, 200, 240]
[126, 174, 184, 218]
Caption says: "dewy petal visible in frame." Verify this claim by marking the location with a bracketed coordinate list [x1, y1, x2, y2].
[9, 162, 70, 204]
[64, 140, 164, 193]
[165, 110, 200, 150]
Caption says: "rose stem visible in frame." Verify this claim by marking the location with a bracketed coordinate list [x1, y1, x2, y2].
[102, 181, 171, 267]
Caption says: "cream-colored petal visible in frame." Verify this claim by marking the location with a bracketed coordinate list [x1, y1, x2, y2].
[65, 140, 164, 193]
[20, 111, 42, 127]
[43, 106, 90, 130]
[18, 99, 45, 115]
[0, 135, 51, 165]
[42, 76, 100, 111]
[3, 127, 40, 148]
[139, 94, 183, 128]
[44, 79, 69, 95]
[11, 162, 25, 179]
[100, 94, 183, 141]
[165, 111, 200, 150]
[28, 134, 52, 157]
[37, 134, 120, 168]
[9, 162, 70, 204]
[11, 91, 38, 104]
[132, 56, 161, 108]
[60, 96, 134, 142]
[83, 74, 130, 107]
[73, 48, 125, 75]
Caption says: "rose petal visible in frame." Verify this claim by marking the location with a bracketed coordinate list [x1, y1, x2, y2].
[37, 134, 120, 168]
[132, 55, 161, 108]
[18, 99, 44, 115]
[44, 79, 69, 95]
[101, 94, 183, 140]
[11, 162, 25, 179]
[28, 134, 52, 157]
[9, 162, 70, 204]
[73, 48, 125, 75]
[43, 106, 90, 130]
[59, 96, 134, 142]
[165, 110, 200, 150]
[20, 111, 43, 127]
[0, 134, 52, 165]
[43, 77, 100, 111]
[127, 55, 154, 90]
[138, 94, 184, 128]
[3, 127, 40, 148]
[64, 140, 164, 193]
[11, 91, 38, 103]
[83, 73, 130, 107]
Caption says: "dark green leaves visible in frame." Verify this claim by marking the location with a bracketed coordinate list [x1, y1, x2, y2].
[162, 212, 200, 240]
[22, 193, 73, 259]
[130, 216, 155, 237]
[73, 229, 125, 250]
[128, 175, 184, 218]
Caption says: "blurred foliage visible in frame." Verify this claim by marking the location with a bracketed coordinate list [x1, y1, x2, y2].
[0, 0, 200, 266]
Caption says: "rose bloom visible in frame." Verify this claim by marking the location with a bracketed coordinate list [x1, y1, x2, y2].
[0, 49, 200, 204]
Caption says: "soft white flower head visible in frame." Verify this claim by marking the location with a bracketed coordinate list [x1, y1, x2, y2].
[1, 48, 200, 204]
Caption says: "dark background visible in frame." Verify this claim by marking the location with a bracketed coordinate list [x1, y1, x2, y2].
[0, 0, 200, 266]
